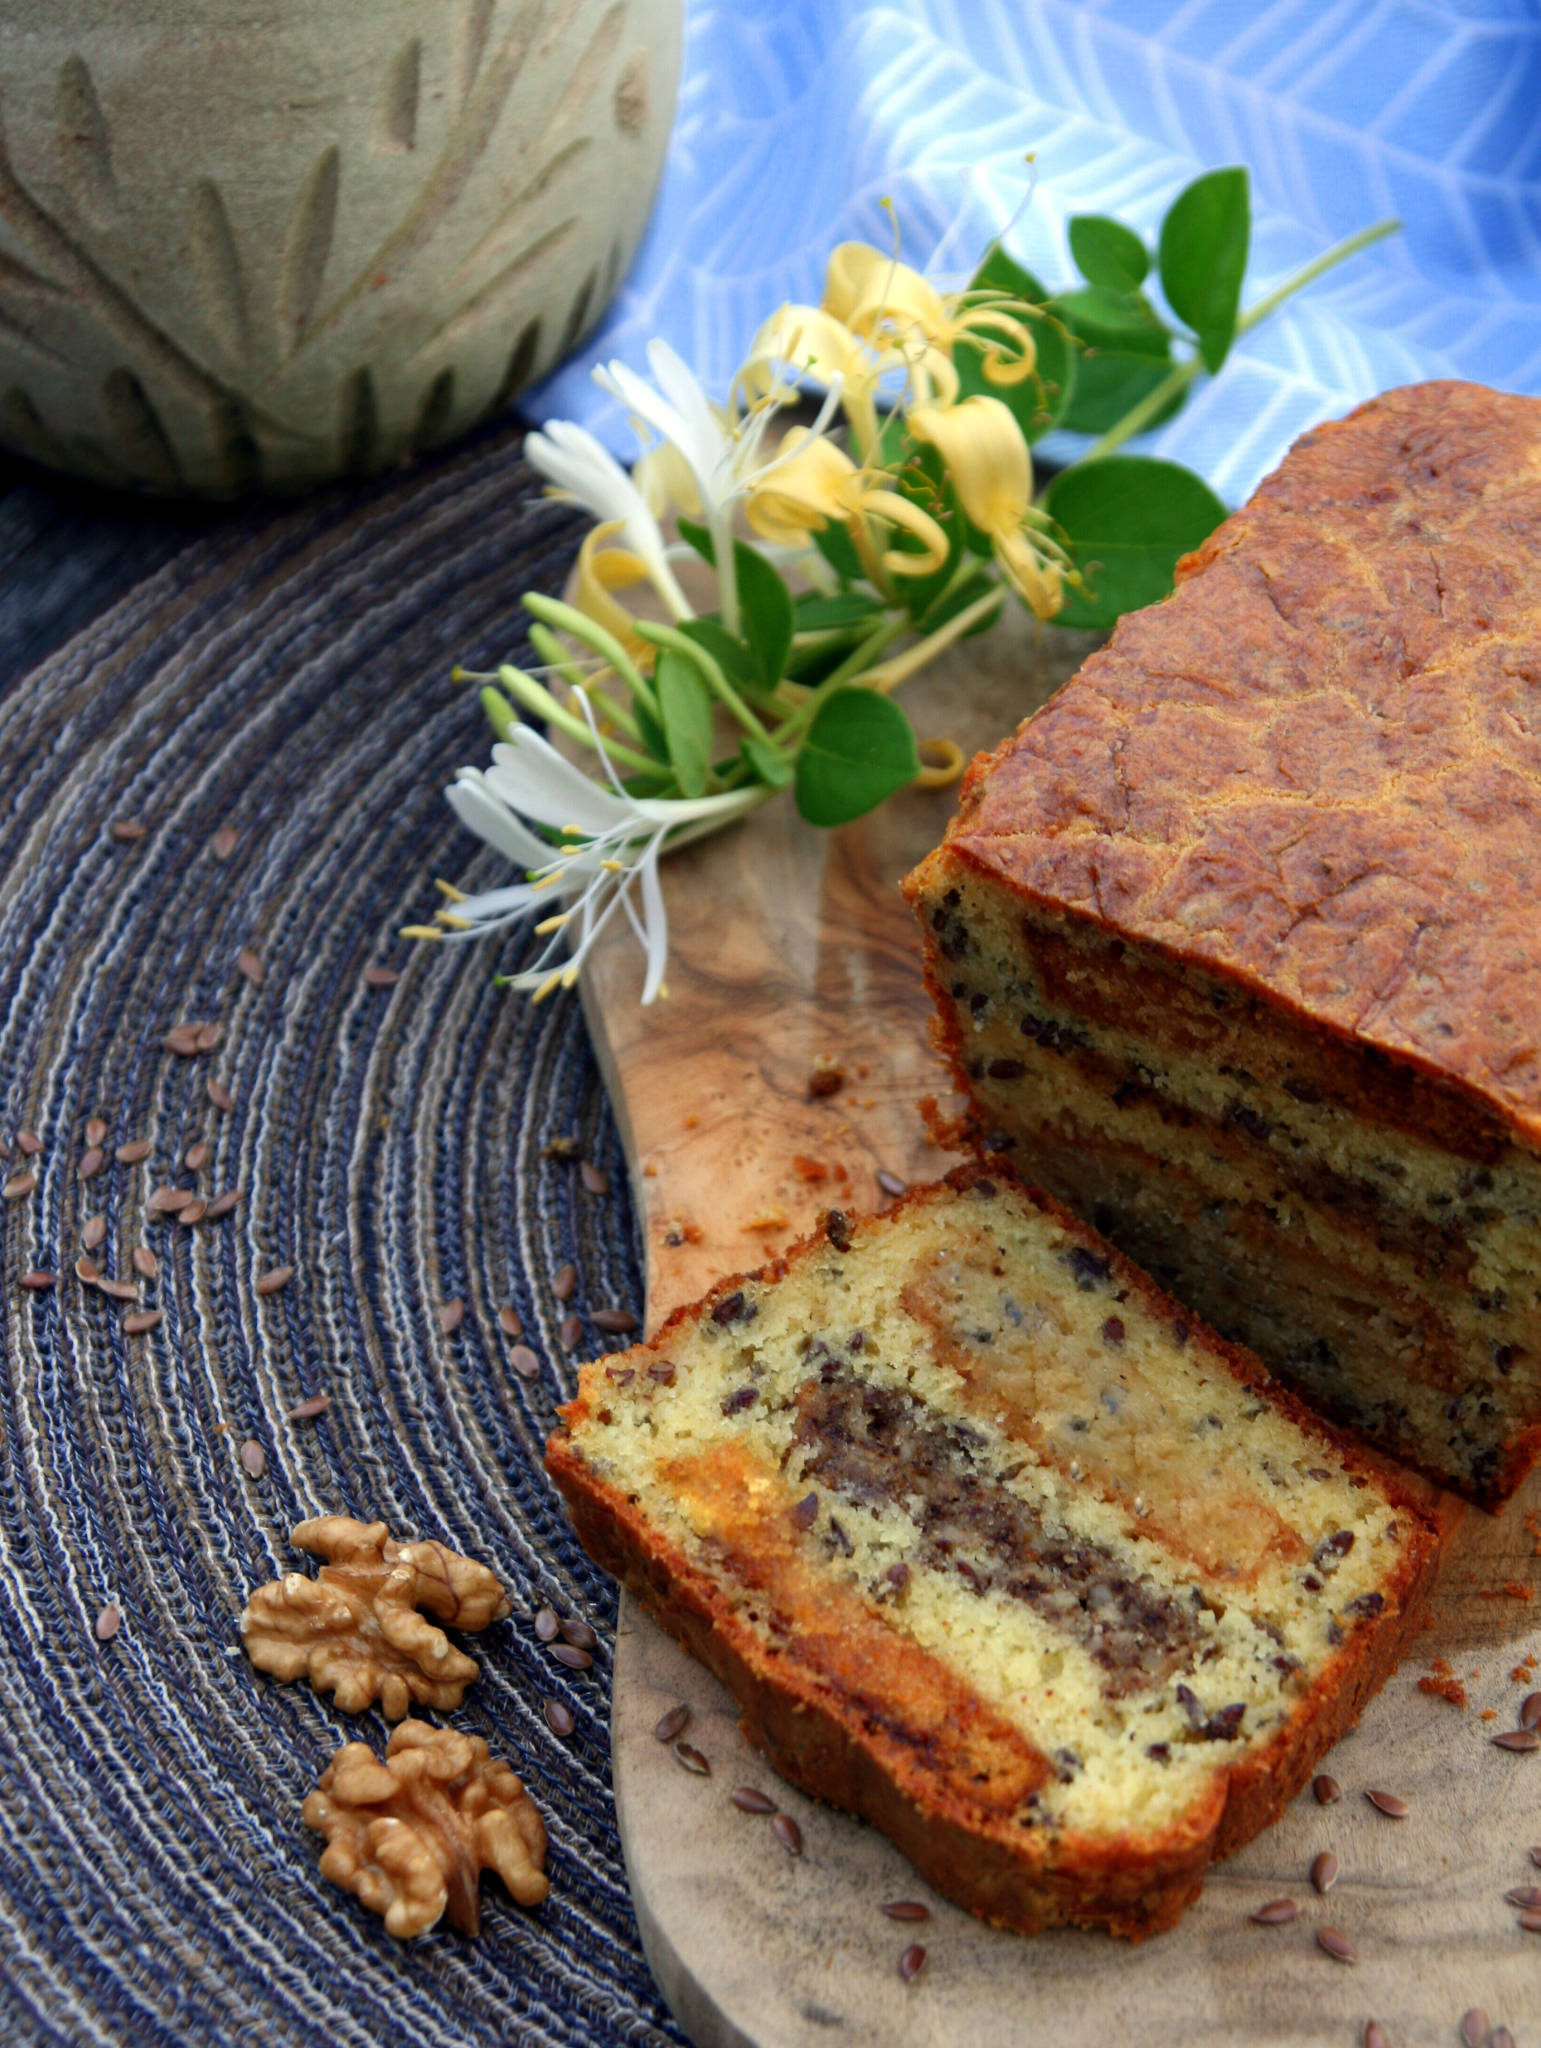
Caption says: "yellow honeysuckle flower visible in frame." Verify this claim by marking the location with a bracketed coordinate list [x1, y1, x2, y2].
[632, 434, 702, 520]
[822, 242, 1037, 397]
[739, 302, 885, 456]
[744, 427, 949, 585]
[575, 519, 654, 659]
[908, 397, 1067, 619]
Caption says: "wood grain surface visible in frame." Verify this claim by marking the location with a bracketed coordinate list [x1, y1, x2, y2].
[578, 610, 1541, 2048]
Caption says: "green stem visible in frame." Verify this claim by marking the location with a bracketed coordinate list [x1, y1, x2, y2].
[770, 613, 909, 745]
[861, 586, 1004, 694]
[633, 619, 772, 742]
[1082, 216, 1402, 465]
[522, 593, 659, 721]
[496, 664, 661, 777]
[527, 621, 595, 695]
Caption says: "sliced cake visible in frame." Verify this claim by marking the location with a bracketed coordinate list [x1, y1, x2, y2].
[546, 1169, 1439, 1938]
[907, 380, 1541, 1505]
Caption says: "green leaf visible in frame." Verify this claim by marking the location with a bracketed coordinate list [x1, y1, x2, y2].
[734, 546, 795, 691]
[794, 687, 920, 827]
[740, 734, 792, 788]
[1056, 285, 1170, 356]
[1041, 456, 1227, 630]
[654, 647, 714, 798]
[953, 246, 1075, 442]
[1069, 215, 1149, 293]
[676, 515, 714, 565]
[632, 693, 667, 761]
[1158, 166, 1250, 374]
[811, 517, 863, 583]
[794, 592, 883, 631]
[917, 568, 999, 637]
[677, 616, 759, 691]
[1062, 348, 1186, 436]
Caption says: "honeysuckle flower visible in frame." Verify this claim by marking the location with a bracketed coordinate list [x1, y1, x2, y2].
[574, 520, 653, 661]
[907, 396, 1067, 618]
[738, 303, 886, 457]
[822, 242, 1038, 400]
[426, 724, 766, 1004]
[525, 417, 692, 621]
[745, 427, 949, 585]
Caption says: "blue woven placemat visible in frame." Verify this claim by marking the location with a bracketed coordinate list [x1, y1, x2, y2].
[0, 425, 683, 2048]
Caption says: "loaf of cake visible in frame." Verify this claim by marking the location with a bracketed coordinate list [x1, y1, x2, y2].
[907, 381, 1541, 1506]
[546, 1169, 1438, 1937]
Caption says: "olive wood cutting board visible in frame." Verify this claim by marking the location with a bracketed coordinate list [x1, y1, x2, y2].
[576, 607, 1541, 2048]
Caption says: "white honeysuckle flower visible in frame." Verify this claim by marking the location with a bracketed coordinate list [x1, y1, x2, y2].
[435, 725, 764, 1005]
[524, 417, 691, 620]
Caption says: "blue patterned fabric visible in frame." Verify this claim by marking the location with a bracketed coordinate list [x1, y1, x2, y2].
[534, 0, 1541, 503]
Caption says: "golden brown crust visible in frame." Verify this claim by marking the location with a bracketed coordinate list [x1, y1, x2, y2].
[910, 381, 1541, 1146]
[546, 1167, 1443, 1938]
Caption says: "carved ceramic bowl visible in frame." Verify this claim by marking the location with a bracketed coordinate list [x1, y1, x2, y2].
[0, 0, 680, 494]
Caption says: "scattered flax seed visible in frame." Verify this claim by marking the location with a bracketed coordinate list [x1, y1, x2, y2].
[535, 1607, 560, 1643]
[2, 1171, 36, 1201]
[1503, 1886, 1541, 1908]
[287, 1394, 331, 1420]
[184, 1141, 212, 1172]
[78, 1146, 105, 1179]
[876, 1168, 908, 1199]
[498, 1305, 523, 1338]
[1524, 1693, 1541, 1729]
[1520, 1911, 1541, 1934]
[20, 1270, 56, 1291]
[653, 1704, 689, 1743]
[1313, 1775, 1342, 1805]
[438, 1299, 465, 1334]
[1460, 2012, 1490, 2048]
[1311, 1851, 1339, 1894]
[362, 964, 400, 987]
[544, 1699, 575, 1738]
[109, 819, 147, 842]
[94, 1602, 121, 1642]
[1493, 2029, 1517, 2048]
[882, 1902, 931, 1923]
[132, 1246, 157, 1280]
[593, 1308, 637, 1335]
[97, 1278, 138, 1302]
[115, 1139, 152, 1165]
[239, 1438, 266, 1477]
[560, 1618, 597, 1651]
[16, 1130, 40, 1156]
[674, 1742, 709, 1777]
[1490, 1729, 1540, 1752]
[178, 1199, 208, 1225]
[162, 1026, 201, 1057]
[1365, 1790, 1409, 1817]
[195, 1023, 222, 1052]
[84, 1118, 107, 1148]
[510, 1345, 541, 1380]
[558, 1315, 583, 1351]
[579, 1161, 611, 1196]
[550, 1644, 591, 1672]
[552, 1263, 578, 1302]
[256, 1266, 294, 1296]
[731, 1787, 778, 1815]
[81, 1215, 107, 1250]
[205, 1189, 243, 1218]
[207, 1079, 234, 1113]
[1315, 1926, 1357, 1963]
[1364, 2026, 1388, 2048]
[123, 1310, 162, 1334]
[75, 1257, 101, 1284]
[148, 1185, 193, 1213]
[770, 1814, 803, 1856]
[897, 1943, 926, 1983]
[1249, 1898, 1298, 1925]
[211, 824, 239, 860]
[236, 949, 264, 985]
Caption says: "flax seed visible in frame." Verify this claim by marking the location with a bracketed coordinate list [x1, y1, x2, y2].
[510, 1344, 541, 1379]
[553, 1263, 578, 1302]
[881, 1902, 931, 1923]
[236, 949, 264, 985]
[535, 1607, 560, 1642]
[109, 820, 146, 842]
[1521, 1692, 1541, 1729]
[207, 1079, 234, 1113]
[194, 1023, 221, 1052]
[498, 1305, 523, 1338]
[1520, 1910, 1541, 1933]
[81, 1214, 107, 1249]
[205, 1189, 243, 1218]
[1311, 1851, 1339, 1894]
[148, 1186, 193, 1213]
[550, 1644, 591, 1671]
[16, 1130, 40, 1156]
[287, 1394, 331, 1420]
[163, 1026, 200, 1057]
[123, 1309, 162, 1334]
[580, 1161, 611, 1195]
[593, 1308, 637, 1335]
[362, 964, 399, 986]
[20, 1270, 56, 1291]
[1503, 1886, 1541, 1908]
[94, 1602, 121, 1641]
[898, 1944, 925, 1982]
[731, 1787, 777, 1814]
[1365, 1790, 1408, 1817]
[1491, 1729, 1540, 1752]
[84, 1118, 107, 1148]
[256, 1266, 293, 1295]
[2, 1171, 35, 1201]
[239, 1438, 266, 1477]
[770, 1814, 802, 1855]
[178, 1199, 208, 1225]
[674, 1742, 709, 1776]
[559, 1314, 582, 1350]
[438, 1298, 465, 1334]
[1249, 1899, 1298, 1925]
[75, 1256, 101, 1284]
[184, 1141, 212, 1172]
[876, 1169, 907, 1198]
[1363, 2026, 1388, 2048]
[653, 1704, 689, 1743]
[115, 1139, 152, 1165]
[132, 1246, 157, 1280]
[211, 825, 238, 860]
[1460, 2012, 1490, 2048]
[97, 1278, 138, 1302]
[78, 1146, 105, 1179]
[544, 1699, 575, 1737]
[560, 1617, 597, 1650]
[1315, 1926, 1357, 1963]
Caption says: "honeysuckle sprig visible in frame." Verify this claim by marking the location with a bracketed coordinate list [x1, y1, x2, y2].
[416, 164, 1397, 1004]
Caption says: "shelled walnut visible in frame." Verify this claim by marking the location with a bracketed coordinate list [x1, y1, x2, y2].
[240, 1515, 512, 1719]
[304, 1720, 549, 1937]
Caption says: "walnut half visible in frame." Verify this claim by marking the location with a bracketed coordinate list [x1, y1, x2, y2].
[240, 1515, 512, 1719]
[304, 1720, 549, 1937]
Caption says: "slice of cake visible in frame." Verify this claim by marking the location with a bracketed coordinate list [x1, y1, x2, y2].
[907, 380, 1541, 1506]
[546, 1169, 1438, 1938]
